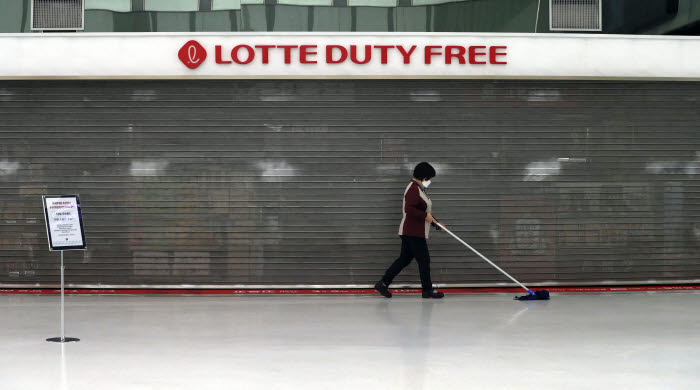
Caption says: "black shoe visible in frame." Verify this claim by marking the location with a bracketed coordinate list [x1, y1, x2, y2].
[422, 290, 445, 299]
[374, 281, 392, 298]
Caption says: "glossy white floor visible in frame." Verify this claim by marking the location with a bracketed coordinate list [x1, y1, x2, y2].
[1, 292, 698, 390]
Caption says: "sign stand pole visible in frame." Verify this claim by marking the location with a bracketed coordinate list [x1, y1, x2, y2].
[47, 250, 80, 343]
[43, 194, 85, 344]
[60, 250, 64, 341]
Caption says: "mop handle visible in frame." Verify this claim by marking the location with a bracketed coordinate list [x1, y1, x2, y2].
[438, 224, 534, 294]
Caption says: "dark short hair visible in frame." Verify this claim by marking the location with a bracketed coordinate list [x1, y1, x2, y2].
[413, 162, 436, 180]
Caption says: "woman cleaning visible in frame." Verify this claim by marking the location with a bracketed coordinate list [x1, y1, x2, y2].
[375, 162, 445, 299]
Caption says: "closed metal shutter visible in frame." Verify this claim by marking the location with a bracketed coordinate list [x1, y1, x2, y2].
[0, 79, 698, 288]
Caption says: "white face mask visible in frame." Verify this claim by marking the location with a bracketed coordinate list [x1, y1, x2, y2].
[422, 179, 431, 188]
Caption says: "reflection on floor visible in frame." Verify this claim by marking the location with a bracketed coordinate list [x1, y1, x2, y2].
[1, 292, 698, 390]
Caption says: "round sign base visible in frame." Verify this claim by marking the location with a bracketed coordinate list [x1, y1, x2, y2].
[46, 337, 80, 343]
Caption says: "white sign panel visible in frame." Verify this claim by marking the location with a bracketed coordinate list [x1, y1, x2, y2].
[42, 195, 87, 251]
[0, 32, 698, 79]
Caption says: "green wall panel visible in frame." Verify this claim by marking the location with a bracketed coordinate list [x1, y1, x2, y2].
[83, 11, 115, 32]
[0, 0, 29, 33]
[86, 0, 131, 12]
[311, 7, 352, 31]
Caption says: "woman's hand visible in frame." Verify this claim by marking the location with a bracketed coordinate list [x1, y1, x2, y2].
[428, 213, 445, 229]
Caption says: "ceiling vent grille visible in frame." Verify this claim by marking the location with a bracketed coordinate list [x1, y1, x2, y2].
[550, 0, 602, 31]
[31, 0, 85, 31]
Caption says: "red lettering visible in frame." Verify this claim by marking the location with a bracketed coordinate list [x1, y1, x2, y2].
[424, 46, 441, 64]
[300, 45, 318, 64]
[277, 45, 298, 64]
[231, 45, 254, 64]
[397, 45, 416, 64]
[215, 44, 501, 66]
[254, 45, 275, 64]
[350, 45, 371, 64]
[374, 45, 394, 64]
[215, 45, 231, 64]
[326, 45, 348, 64]
[445, 45, 466, 64]
[489, 46, 507, 64]
[468, 46, 486, 64]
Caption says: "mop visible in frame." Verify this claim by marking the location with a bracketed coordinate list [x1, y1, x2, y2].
[436, 224, 550, 300]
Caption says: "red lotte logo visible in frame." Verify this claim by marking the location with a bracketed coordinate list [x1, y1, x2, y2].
[178, 40, 207, 69]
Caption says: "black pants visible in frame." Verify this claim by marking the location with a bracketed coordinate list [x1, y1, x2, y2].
[381, 235, 433, 292]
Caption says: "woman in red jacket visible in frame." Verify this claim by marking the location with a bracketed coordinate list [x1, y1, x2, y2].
[375, 162, 445, 299]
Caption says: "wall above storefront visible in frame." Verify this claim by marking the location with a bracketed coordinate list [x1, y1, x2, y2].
[0, 0, 697, 34]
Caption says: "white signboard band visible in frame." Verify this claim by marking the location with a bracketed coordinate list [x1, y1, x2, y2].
[0, 32, 698, 80]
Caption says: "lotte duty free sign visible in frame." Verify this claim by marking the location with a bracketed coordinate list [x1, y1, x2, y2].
[177, 40, 507, 69]
[0, 33, 699, 79]
[42, 195, 87, 251]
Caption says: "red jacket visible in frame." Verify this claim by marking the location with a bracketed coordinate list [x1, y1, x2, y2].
[398, 181, 433, 238]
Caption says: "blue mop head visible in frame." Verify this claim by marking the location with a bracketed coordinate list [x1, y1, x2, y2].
[514, 290, 550, 301]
